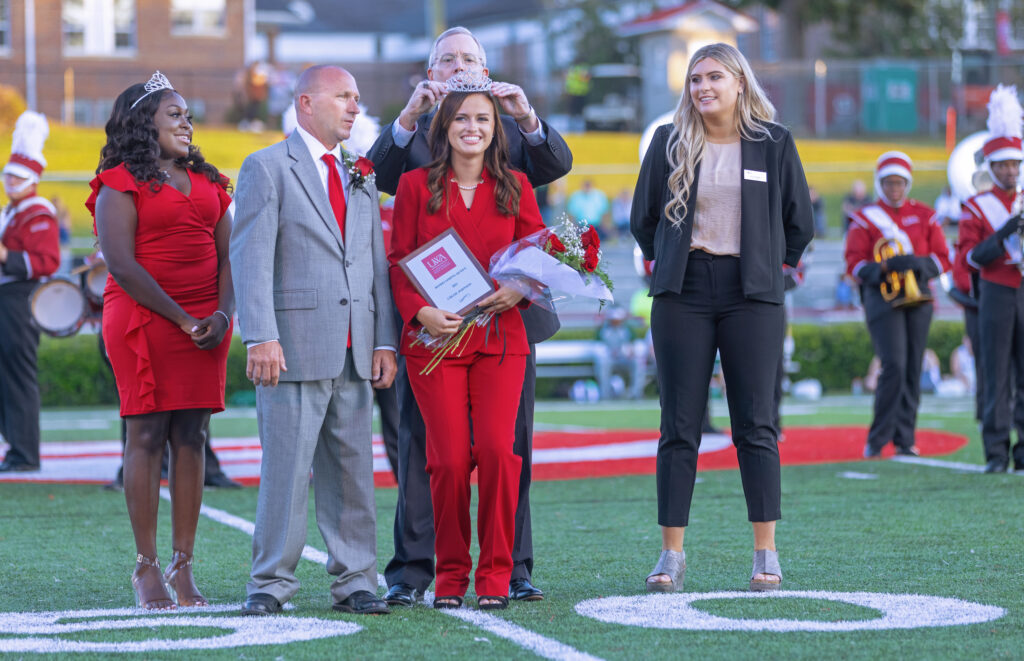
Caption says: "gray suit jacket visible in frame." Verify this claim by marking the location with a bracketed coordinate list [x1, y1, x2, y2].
[230, 131, 397, 382]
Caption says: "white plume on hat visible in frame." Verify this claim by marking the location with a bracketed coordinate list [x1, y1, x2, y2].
[983, 84, 1024, 167]
[986, 84, 1023, 142]
[4, 111, 49, 183]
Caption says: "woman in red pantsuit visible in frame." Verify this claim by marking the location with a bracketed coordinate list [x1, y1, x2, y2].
[389, 75, 546, 610]
[87, 73, 234, 610]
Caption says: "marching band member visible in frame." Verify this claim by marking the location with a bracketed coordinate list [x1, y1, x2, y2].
[957, 85, 1024, 474]
[845, 151, 951, 458]
[0, 112, 60, 472]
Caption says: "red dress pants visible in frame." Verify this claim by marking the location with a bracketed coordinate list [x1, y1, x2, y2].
[406, 351, 526, 597]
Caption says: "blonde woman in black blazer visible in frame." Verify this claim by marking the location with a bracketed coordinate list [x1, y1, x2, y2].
[631, 42, 813, 593]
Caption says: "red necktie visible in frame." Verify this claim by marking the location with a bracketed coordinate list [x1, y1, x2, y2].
[321, 153, 346, 241]
[321, 153, 351, 347]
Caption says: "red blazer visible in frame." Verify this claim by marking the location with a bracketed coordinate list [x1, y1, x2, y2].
[959, 186, 1021, 288]
[389, 167, 545, 357]
[845, 199, 951, 280]
[1, 196, 60, 282]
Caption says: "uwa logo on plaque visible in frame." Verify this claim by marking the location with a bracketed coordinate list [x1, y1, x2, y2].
[422, 247, 456, 279]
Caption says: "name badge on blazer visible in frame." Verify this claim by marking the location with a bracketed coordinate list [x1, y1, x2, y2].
[743, 169, 767, 183]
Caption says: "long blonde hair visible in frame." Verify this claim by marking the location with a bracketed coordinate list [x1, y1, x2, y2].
[665, 43, 776, 226]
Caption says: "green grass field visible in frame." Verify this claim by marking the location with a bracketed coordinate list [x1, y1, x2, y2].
[1, 398, 1021, 659]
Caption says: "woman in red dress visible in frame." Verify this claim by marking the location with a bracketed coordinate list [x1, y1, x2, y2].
[389, 76, 546, 610]
[87, 73, 234, 610]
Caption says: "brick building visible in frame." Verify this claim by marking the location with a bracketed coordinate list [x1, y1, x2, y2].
[0, 0, 249, 125]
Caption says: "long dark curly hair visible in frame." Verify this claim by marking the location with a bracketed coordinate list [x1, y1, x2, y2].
[425, 91, 521, 216]
[97, 83, 228, 192]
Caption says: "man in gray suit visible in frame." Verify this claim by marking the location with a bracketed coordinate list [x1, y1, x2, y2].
[230, 65, 397, 616]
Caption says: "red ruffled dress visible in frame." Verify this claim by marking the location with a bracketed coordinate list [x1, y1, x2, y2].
[86, 163, 233, 416]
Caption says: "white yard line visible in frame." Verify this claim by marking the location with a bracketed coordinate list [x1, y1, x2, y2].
[162, 490, 603, 661]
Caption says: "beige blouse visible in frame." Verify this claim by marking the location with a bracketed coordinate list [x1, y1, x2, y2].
[690, 140, 742, 256]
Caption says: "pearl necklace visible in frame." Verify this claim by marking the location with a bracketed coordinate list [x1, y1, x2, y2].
[451, 178, 483, 191]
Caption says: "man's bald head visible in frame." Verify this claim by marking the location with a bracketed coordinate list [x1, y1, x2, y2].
[295, 65, 352, 100]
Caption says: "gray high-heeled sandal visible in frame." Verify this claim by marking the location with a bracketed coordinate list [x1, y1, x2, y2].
[749, 549, 782, 591]
[645, 549, 685, 593]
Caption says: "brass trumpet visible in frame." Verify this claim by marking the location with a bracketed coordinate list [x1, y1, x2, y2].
[874, 237, 932, 308]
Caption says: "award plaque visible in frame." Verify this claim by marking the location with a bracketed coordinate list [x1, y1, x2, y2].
[398, 228, 495, 315]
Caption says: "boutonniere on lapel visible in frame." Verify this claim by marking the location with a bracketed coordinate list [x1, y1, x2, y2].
[343, 151, 375, 189]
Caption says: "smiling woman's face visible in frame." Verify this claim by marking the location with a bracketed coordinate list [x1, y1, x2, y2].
[689, 57, 742, 124]
[153, 91, 193, 161]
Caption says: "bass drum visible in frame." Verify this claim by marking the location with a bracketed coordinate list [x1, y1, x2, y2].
[82, 260, 108, 305]
[30, 278, 87, 338]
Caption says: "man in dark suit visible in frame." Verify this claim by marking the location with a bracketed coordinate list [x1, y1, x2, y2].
[368, 26, 572, 605]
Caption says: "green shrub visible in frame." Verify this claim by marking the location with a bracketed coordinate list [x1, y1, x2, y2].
[790, 319, 964, 392]
[34, 319, 969, 407]
[37, 334, 117, 407]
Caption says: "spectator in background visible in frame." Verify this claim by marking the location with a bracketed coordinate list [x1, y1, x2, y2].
[566, 179, 609, 237]
[809, 186, 826, 237]
[596, 306, 646, 399]
[237, 62, 269, 132]
[950, 335, 977, 394]
[835, 273, 856, 309]
[841, 180, 871, 234]
[611, 189, 633, 242]
[933, 185, 961, 231]
[50, 195, 73, 274]
[920, 348, 941, 394]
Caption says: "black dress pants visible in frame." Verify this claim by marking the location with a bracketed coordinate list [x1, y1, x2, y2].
[862, 287, 933, 452]
[0, 281, 43, 468]
[978, 280, 1024, 466]
[651, 252, 784, 527]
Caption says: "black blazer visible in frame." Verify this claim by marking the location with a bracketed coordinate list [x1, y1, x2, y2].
[369, 111, 571, 344]
[630, 123, 814, 304]
[368, 113, 573, 196]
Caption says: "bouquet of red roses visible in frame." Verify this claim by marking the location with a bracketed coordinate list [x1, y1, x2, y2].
[488, 214, 614, 308]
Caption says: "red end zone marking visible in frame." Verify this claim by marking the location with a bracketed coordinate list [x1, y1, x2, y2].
[524, 426, 967, 483]
[5, 427, 968, 487]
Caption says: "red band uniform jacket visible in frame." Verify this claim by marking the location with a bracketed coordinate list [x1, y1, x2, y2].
[845, 199, 952, 291]
[388, 167, 546, 357]
[958, 186, 1021, 289]
[0, 196, 60, 283]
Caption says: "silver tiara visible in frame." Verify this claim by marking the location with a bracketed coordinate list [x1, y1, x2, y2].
[445, 71, 493, 93]
[130, 71, 174, 109]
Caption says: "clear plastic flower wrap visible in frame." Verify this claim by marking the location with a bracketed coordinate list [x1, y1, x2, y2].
[488, 215, 614, 310]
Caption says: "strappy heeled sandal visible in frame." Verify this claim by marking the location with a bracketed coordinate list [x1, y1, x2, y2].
[163, 550, 209, 607]
[750, 549, 782, 592]
[132, 554, 176, 610]
[433, 595, 464, 609]
[645, 549, 685, 593]
[477, 595, 509, 610]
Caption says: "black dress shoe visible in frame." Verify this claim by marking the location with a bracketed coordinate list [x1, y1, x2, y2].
[333, 590, 390, 614]
[0, 460, 39, 473]
[984, 459, 1009, 473]
[509, 577, 545, 601]
[241, 592, 282, 616]
[383, 583, 419, 606]
[204, 472, 242, 488]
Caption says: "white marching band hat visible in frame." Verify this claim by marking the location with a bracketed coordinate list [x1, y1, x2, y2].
[983, 84, 1024, 164]
[3, 110, 49, 184]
